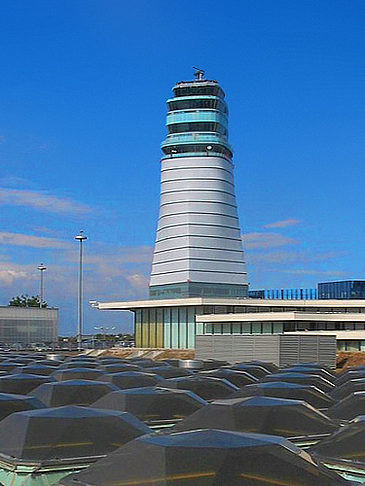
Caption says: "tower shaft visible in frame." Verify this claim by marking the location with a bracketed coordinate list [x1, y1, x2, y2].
[149, 74, 247, 299]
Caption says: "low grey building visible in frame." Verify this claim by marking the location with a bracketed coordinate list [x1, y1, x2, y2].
[0, 307, 58, 345]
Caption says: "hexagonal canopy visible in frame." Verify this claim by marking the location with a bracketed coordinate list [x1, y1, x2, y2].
[277, 367, 336, 383]
[228, 364, 270, 379]
[0, 373, 55, 394]
[52, 368, 106, 381]
[0, 406, 150, 462]
[159, 375, 238, 400]
[262, 373, 335, 393]
[327, 391, 365, 420]
[231, 381, 334, 409]
[59, 362, 100, 369]
[30, 379, 119, 407]
[331, 378, 365, 401]
[13, 364, 56, 376]
[143, 366, 193, 379]
[59, 429, 347, 486]
[310, 415, 365, 463]
[91, 386, 207, 421]
[198, 369, 257, 387]
[0, 393, 45, 421]
[101, 371, 162, 389]
[174, 396, 337, 437]
[336, 370, 365, 386]
[101, 363, 141, 373]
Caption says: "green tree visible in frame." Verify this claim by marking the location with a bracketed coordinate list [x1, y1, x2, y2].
[9, 294, 47, 307]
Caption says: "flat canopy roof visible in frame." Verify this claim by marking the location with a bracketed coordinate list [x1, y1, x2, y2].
[196, 311, 365, 323]
[95, 297, 365, 311]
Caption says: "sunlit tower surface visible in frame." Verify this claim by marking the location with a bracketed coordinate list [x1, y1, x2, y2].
[149, 69, 248, 299]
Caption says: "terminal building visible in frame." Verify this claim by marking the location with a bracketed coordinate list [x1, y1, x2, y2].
[0, 306, 58, 346]
[94, 71, 365, 354]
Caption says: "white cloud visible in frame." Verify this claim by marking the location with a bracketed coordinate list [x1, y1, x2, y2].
[0, 188, 92, 215]
[0, 232, 71, 249]
[243, 232, 299, 249]
[263, 218, 301, 229]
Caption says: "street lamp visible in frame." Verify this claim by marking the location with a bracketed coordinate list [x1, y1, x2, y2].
[75, 230, 87, 352]
[37, 263, 47, 308]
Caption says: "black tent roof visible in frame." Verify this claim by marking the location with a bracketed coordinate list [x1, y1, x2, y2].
[331, 378, 365, 401]
[0, 373, 55, 394]
[310, 415, 365, 464]
[59, 362, 100, 370]
[101, 371, 162, 389]
[30, 379, 119, 407]
[13, 364, 56, 376]
[231, 381, 334, 409]
[198, 369, 257, 388]
[262, 373, 335, 393]
[51, 368, 106, 382]
[174, 396, 336, 437]
[159, 375, 239, 400]
[277, 367, 336, 383]
[236, 361, 279, 373]
[228, 363, 270, 379]
[91, 386, 207, 421]
[336, 370, 365, 386]
[100, 363, 141, 373]
[327, 391, 365, 420]
[143, 366, 193, 379]
[0, 392, 45, 421]
[0, 406, 151, 462]
[59, 429, 347, 486]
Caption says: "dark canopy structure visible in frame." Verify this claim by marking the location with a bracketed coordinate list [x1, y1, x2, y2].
[98, 358, 129, 365]
[0, 393, 45, 421]
[59, 429, 347, 486]
[59, 362, 100, 369]
[0, 362, 25, 372]
[159, 375, 239, 400]
[242, 361, 279, 373]
[277, 367, 336, 383]
[101, 363, 141, 373]
[0, 406, 150, 462]
[129, 358, 156, 367]
[262, 373, 335, 393]
[336, 370, 365, 386]
[310, 415, 365, 464]
[51, 368, 106, 381]
[91, 386, 206, 421]
[231, 381, 334, 409]
[144, 366, 193, 379]
[331, 378, 365, 401]
[174, 396, 337, 437]
[13, 364, 56, 376]
[30, 379, 119, 407]
[0, 373, 55, 394]
[198, 369, 257, 387]
[101, 371, 162, 389]
[327, 391, 365, 420]
[228, 363, 270, 379]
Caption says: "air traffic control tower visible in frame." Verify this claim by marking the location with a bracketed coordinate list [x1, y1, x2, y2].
[149, 69, 248, 300]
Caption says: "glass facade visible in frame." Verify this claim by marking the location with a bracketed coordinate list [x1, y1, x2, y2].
[134, 306, 197, 349]
[318, 281, 365, 299]
[0, 307, 58, 345]
[248, 288, 318, 299]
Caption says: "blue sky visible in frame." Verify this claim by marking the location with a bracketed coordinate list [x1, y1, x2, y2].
[0, 0, 364, 334]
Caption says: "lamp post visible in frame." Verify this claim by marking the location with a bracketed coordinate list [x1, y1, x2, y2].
[75, 230, 87, 351]
[37, 263, 47, 308]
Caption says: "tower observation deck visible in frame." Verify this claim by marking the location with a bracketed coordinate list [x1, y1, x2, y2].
[149, 70, 248, 299]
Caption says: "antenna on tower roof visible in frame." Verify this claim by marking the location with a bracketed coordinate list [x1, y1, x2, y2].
[193, 67, 205, 81]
